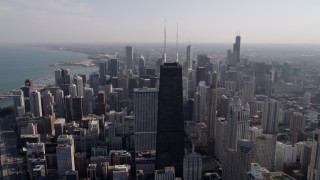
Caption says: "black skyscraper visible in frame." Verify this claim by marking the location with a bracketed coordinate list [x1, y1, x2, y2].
[155, 62, 184, 176]
[233, 36, 241, 62]
[108, 59, 118, 78]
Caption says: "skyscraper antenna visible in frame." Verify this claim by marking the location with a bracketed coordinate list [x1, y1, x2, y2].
[176, 23, 179, 63]
[163, 17, 167, 63]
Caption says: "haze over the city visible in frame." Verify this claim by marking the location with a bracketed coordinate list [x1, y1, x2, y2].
[0, 0, 319, 44]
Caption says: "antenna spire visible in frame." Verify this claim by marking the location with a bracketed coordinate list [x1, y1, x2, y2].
[176, 23, 179, 63]
[163, 17, 167, 63]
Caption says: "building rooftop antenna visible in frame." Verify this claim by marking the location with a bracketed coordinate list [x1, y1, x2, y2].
[163, 17, 167, 63]
[176, 23, 179, 63]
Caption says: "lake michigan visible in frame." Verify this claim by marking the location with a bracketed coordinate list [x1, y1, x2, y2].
[0, 45, 98, 107]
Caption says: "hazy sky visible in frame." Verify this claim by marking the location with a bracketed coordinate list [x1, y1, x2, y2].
[0, 0, 319, 44]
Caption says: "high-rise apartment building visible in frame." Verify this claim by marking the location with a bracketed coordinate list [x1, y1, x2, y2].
[83, 87, 94, 115]
[134, 88, 158, 152]
[69, 84, 77, 97]
[134, 88, 158, 175]
[30, 90, 42, 117]
[73, 75, 84, 97]
[57, 135, 75, 177]
[156, 62, 184, 177]
[12, 89, 25, 117]
[42, 90, 54, 116]
[226, 97, 250, 150]
[54, 89, 64, 117]
[254, 134, 277, 171]
[262, 99, 281, 134]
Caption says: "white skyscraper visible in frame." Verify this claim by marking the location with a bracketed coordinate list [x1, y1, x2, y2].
[274, 141, 297, 171]
[69, 84, 77, 97]
[226, 97, 250, 150]
[262, 99, 281, 134]
[134, 88, 158, 175]
[134, 88, 158, 151]
[73, 75, 83, 97]
[57, 135, 75, 177]
[186, 44, 193, 70]
[29, 90, 42, 117]
[42, 90, 54, 116]
[12, 89, 25, 117]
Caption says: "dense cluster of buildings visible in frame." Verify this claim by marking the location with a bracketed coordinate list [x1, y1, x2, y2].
[7, 37, 320, 180]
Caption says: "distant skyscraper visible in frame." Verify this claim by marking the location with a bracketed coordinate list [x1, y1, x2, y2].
[55, 89, 65, 118]
[42, 90, 55, 116]
[108, 91, 119, 112]
[73, 75, 84, 97]
[55, 69, 62, 86]
[233, 35, 241, 62]
[138, 55, 146, 77]
[197, 54, 210, 67]
[69, 84, 77, 97]
[89, 72, 100, 95]
[186, 44, 193, 70]
[108, 59, 118, 78]
[207, 85, 217, 154]
[126, 46, 133, 70]
[83, 87, 94, 115]
[57, 135, 75, 177]
[72, 97, 83, 120]
[95, 91, 106, 115]
[196, 67, 206, 86]
[98, 61, 107, 77]
[156, 62, 184, 177]
[29, 90, 42, 117]
[197, 81, 208, 123]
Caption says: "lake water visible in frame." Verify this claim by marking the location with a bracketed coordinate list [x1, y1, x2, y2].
[0, 45, 98, 107]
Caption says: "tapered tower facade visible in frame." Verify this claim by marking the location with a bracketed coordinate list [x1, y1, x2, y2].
[156, 62, 184, 177]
